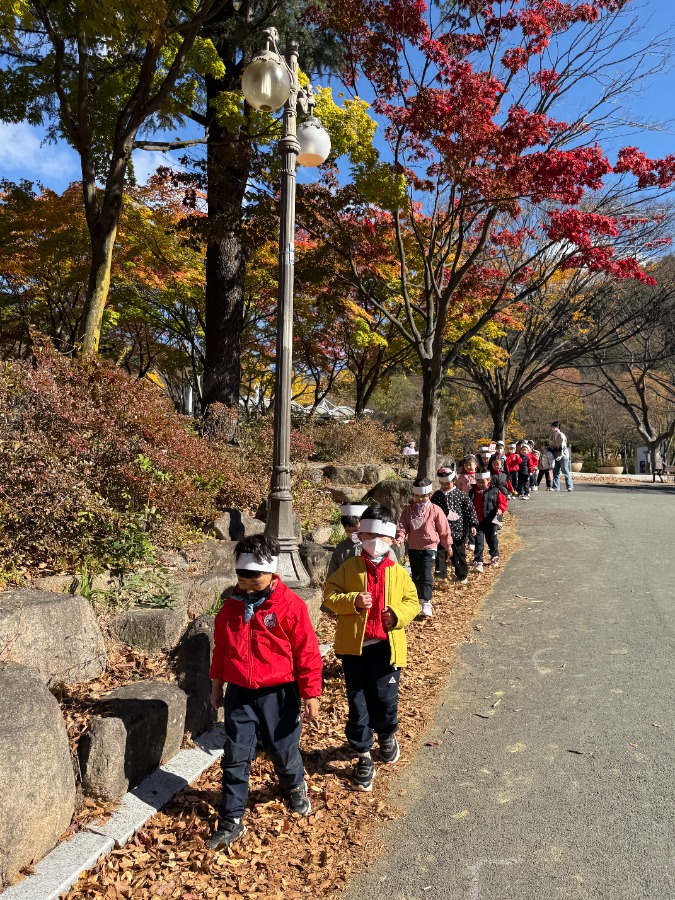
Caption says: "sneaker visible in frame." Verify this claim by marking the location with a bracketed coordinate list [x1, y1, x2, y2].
[352, 753, 376, 791]
[207, 818, 246, 850]
[286, 781, 311, 816]
[496, 520, 503, 531]
[420, 601, 433, 618]
[522, 495, 530, 501]
[380, 735, 401, 764]
[532, 485, 538, 492]
[547, 487, 552, 491]
[490, 556, 500, 567]
[468, 543, 475, 552]
[472, 561, 484, 573]
[567, 488, 574, 492]
[456, 576, 469, 584]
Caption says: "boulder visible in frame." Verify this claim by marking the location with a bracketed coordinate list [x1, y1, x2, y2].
[327, 485, 367, 504]
[322, 465, 365, 485]
[254, 498, 303, 543]
[0, 664, 76, 886]
[179, 572, 234, 617]
[301, 465, 325, 485]
[79, 680, 187, 801]
[293, 586, 324, 628]
[172, 616, 216, 738]
[299, 542, 332, 588]
[213, 508, 266, 541]
[306, 525, 334, 545]
[33, 574, 78, 594]
[111, 605, 189, 653]
[206, 540, 238, 574]
[362, 464, 396, 485]
[0, 590, 106, 687]
[366, 478, 413, 521]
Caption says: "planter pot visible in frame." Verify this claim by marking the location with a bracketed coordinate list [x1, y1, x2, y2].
[571, 462, 583, 472]
[597, 465, 624, 475]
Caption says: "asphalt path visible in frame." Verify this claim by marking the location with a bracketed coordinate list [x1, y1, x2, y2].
[344, 482, 675, 900]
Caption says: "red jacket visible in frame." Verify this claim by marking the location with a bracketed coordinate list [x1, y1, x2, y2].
[505, 452, 521, 473]
[210, 579, 322, 699]
[472, 486, 509, 523]
[528, 451, 539, 474]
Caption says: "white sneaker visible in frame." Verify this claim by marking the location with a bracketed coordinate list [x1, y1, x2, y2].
[472, 561, 484, 574]
[420, 602, 433, 618]
[532, 485, 539, 492]
[456, 576, 469, 584]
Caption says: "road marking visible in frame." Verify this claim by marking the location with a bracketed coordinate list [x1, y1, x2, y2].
[467, 858, 518, 900]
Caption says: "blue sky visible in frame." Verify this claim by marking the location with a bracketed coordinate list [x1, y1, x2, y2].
[1, 0, 674, 192]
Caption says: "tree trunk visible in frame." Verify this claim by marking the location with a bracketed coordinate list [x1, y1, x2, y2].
[417, 361, 443, 479]
[80, 220, 119, 353]
[201, 72, 251, 438]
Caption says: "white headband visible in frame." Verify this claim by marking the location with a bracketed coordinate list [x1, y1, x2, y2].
[358, 519, 397, 538]
[236, 553, 278, 573]
[412, 484, 433, 495]
[477, 472, 491, 480]
[340, 503, 369, 517]
[438, 468, 456, 483]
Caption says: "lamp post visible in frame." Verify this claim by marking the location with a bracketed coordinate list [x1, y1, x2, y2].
[241, 29, 331, 586]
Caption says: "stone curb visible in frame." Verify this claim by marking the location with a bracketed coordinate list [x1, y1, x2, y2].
[2, 725, 225, 899]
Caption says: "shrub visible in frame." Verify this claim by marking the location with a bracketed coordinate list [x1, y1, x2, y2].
[0, 343, 264, 575]
[304, 418, 399, 464]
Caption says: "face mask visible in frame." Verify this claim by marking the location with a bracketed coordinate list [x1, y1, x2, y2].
[361, 538, 390, 560]
[236, 584, 272, 603]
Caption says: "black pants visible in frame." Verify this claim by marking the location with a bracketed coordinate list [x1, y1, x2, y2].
[436, 541, 468, 581]
[408, 547, 436, 602]
[218, 682, 304, 820]
[474, 522, 499, 562]
[518, 472, 530, 496]
[537, 469, 552, 488]
[341, 640, 399, 753]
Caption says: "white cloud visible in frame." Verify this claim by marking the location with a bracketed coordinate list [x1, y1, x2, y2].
[132, 148, 186, 185]
[0, 122, 80, 186]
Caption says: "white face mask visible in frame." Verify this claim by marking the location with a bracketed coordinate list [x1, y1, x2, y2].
[361, 538, 390, 560]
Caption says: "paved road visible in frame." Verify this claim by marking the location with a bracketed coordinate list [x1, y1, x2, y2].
[345, 483, 675, 900]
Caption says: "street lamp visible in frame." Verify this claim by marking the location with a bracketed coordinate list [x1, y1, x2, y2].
[241, 28, 331, 586]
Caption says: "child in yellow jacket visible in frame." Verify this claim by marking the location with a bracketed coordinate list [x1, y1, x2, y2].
[323, 505, 419, 792]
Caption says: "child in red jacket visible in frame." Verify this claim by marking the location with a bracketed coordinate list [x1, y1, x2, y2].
[505, 443, 521, 497]
[470, 472, 509, 572]
[208, 535, 322, 850]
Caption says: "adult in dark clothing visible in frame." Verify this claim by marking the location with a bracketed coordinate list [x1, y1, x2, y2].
[431, 466, 479, 584]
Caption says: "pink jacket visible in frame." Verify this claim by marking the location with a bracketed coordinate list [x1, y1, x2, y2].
[457, 472, 476, 494]
[397, 502, 452, 552]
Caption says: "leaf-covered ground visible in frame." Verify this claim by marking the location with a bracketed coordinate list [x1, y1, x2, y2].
[61, 524, 520, 900]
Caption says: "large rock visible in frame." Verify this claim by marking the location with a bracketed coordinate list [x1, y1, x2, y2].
[299, 542, 332, 588]
[293, 586, 324, 628]
[33, 574, 78, 594]
[327, 485, 367, 504]
[0, 590, 106, 687]
[172, 617, 216, 738]
[0, 664, 76, 886]
[362, 464, 396, 485]
[366, 479, 413, 521]
[111, 605, 189, 653]
[79, 680, 187, 801]
[306, 525, 334, 545]
[213, 508, 265, 541]
[322, 465, 365, 485]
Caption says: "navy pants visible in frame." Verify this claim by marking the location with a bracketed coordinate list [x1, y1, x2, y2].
[341, 640, 400, 753]
[518, 472, 530, 496]
[474, 522, 499, 563]
[218, 682, 304, 820]
[436, 541, 468, 581]
[408, 548, 436, 602]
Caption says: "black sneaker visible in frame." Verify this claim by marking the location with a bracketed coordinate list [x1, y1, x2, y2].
[379, 735, 401, 764]
[286, 781, 312, 816]
[352, 753, 376, 791]
[206, 818, 246, 850]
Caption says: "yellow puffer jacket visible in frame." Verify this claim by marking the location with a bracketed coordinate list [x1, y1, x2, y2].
[323, 556, 420, 666]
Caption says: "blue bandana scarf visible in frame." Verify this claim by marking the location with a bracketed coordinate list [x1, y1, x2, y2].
[232, 588, 271, 623]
